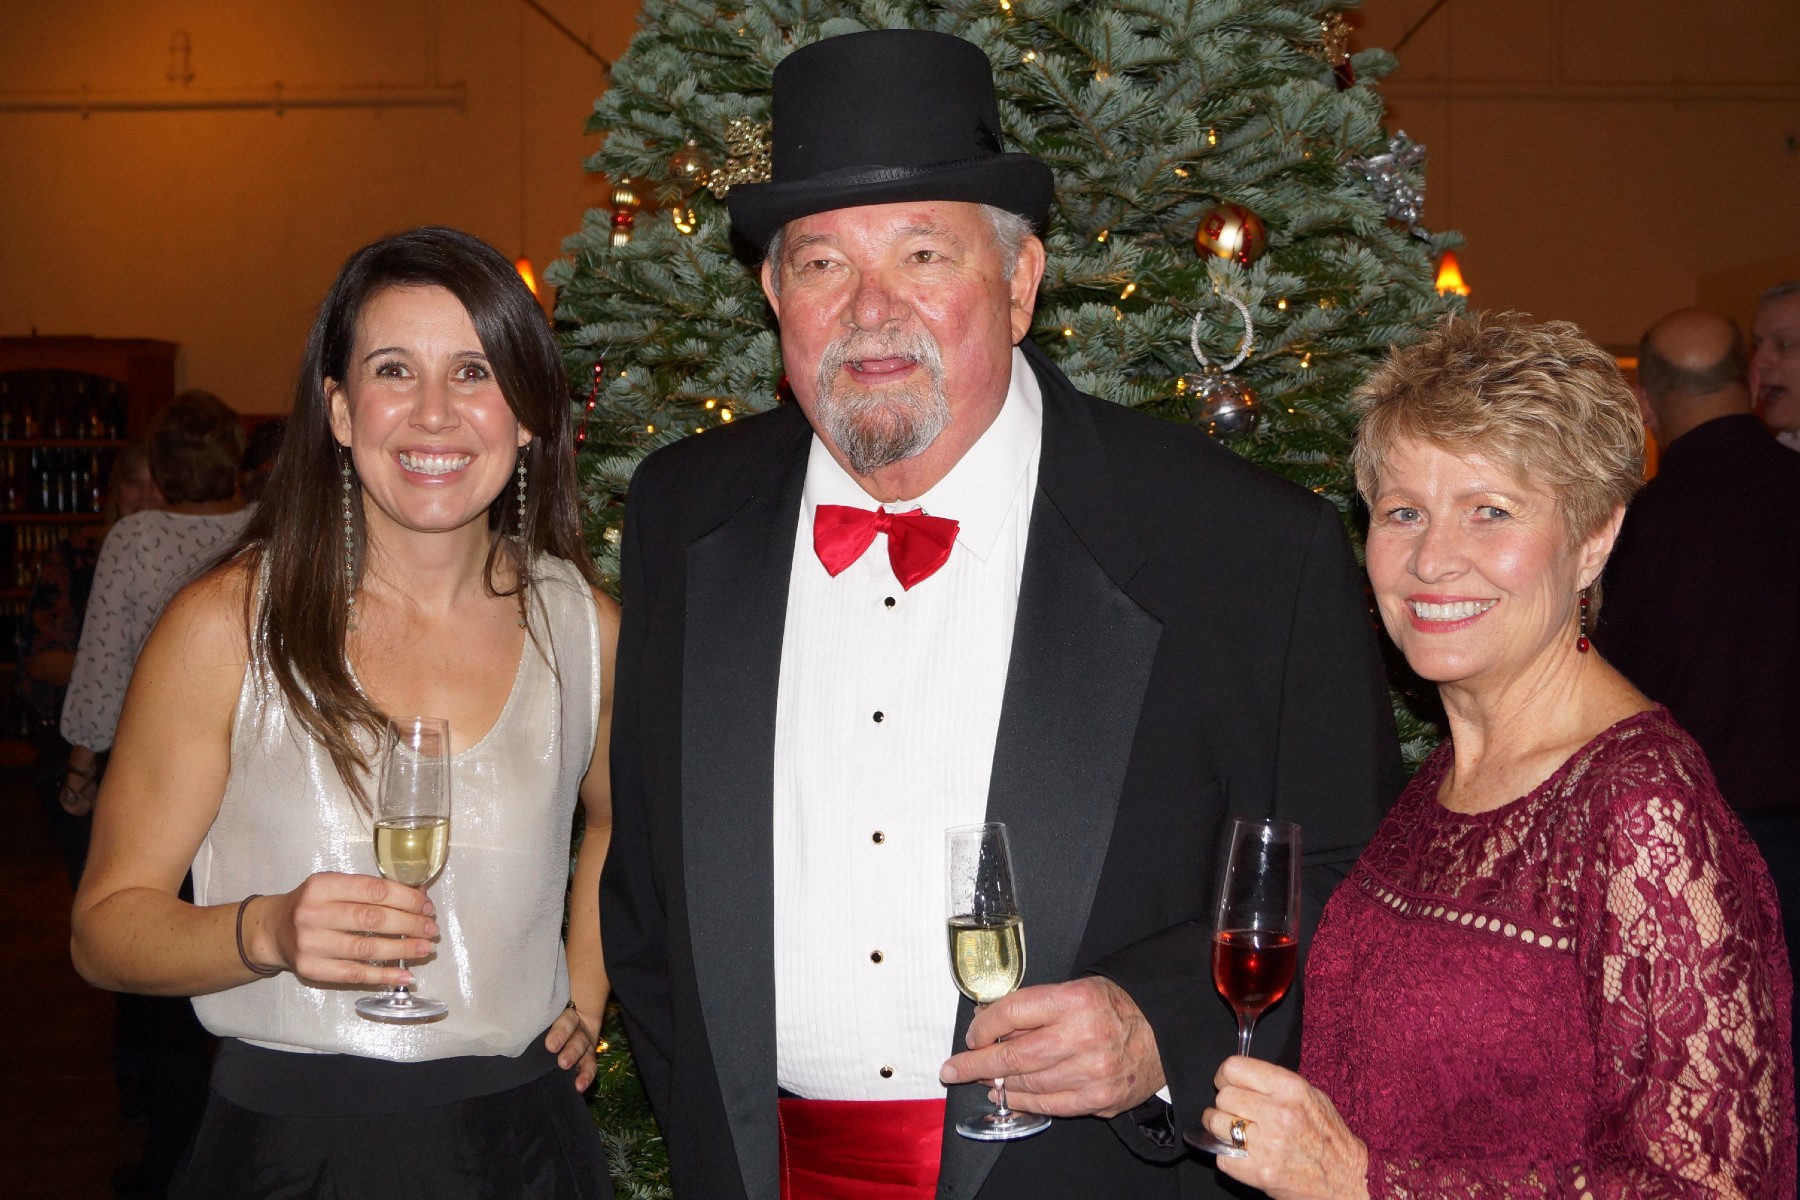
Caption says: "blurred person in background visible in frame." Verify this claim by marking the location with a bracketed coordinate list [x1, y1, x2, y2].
[59, 390, 249, 1200]
[60, 389, 250, 796]
[1752, 280, 1800, 452]
[239, 416, 285, 504]
[18, 440, 161, 884]
[1599, 307, 1800, 1115]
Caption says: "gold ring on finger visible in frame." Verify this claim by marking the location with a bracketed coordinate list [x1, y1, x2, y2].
[1229, 1116, 1249, 1152]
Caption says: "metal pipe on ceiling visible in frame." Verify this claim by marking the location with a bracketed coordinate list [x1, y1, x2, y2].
[1380, 78, 1800, 103]
[0, 83, 466, 117]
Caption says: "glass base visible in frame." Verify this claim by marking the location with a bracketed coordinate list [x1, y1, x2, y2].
[955, 1108, 1051, 1141]
[1183, 1128, 1248, 1158]
[355, 991, 448, 1022]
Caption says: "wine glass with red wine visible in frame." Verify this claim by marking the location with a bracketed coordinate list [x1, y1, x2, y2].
[1186, 817, 1301, 1158]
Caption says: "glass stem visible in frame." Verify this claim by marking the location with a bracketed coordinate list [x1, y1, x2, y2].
[1236, 1011, 1257, 1057]
[393, 957, 410, 1002]
[993, 1077, 1013, 1121]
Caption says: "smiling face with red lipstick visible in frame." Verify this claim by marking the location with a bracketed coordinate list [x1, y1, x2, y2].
[1366, 435, 1619, 692]
[327, 284, 531, 547]
[761, 199, 1044, 502]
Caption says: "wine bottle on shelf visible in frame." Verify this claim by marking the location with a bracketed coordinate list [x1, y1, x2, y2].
[85, 382, 106, 440]
[66, 454, 84, 515]
[0, 380, 12, 441]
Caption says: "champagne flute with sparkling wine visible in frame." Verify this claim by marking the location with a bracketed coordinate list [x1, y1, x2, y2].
[945, 821, 1051, 1141]
[1187, 817, 1301, 1157]
[355, 716, 451, 1022]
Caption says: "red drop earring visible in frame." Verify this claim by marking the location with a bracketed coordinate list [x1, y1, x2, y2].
[1576, 587, 1592, 653]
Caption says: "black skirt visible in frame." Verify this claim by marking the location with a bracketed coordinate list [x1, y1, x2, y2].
[171, 1038, 613, 1200]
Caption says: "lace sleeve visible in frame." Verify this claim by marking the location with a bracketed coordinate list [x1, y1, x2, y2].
[1572, 754, 1795, 1199]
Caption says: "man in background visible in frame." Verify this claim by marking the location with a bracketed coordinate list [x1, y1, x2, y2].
[1599, 307, 1800, 1076]
[1752, 280, 1800, 451]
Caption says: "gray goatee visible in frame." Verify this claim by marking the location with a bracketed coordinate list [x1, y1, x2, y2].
[812, 327, 950, 476]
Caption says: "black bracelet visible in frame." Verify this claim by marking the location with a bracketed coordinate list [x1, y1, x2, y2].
[235, 895, 280, 978]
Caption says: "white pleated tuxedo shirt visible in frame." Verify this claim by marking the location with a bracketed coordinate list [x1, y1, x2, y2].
[774, 347, 1043, 1100]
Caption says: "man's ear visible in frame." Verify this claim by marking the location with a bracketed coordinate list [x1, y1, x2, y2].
[1008, 235, 1047, 344]
[761, 257, 782, 320]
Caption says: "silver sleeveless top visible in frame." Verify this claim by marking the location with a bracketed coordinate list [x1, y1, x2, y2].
[191, 556, 601, 1060]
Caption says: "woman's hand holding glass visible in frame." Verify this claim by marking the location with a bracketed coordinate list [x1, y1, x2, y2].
[245, 872, 439, 987]
[1200, 1055, 1371, 1200]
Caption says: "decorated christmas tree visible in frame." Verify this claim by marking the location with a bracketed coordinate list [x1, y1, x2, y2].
[552, 0, 1461, 1189]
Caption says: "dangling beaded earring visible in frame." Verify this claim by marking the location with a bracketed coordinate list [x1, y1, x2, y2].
[341, 452, 359, 633]
[514, 453, 528, 629]
[1576, 585, 1592, 653]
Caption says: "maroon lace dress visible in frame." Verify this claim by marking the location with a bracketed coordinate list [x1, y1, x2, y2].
[1301, 709, 1796, 1198]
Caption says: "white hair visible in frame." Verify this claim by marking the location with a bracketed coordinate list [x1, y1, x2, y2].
[764, 203, 1033, 295]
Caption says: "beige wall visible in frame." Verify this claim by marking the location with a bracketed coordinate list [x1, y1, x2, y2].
[1354, 0, 1800, 350]
[0, 0, 641, 414]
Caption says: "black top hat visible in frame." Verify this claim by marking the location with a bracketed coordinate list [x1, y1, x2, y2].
[727, 29, 1054, 250]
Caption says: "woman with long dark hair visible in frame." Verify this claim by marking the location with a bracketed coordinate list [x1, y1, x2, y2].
[70, 227, 617, 1198]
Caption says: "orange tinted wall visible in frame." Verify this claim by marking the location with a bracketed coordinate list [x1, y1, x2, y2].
[1355, 0, 1800, 349]
[0, 0, 639, 414]
[3, 2, 1796, 415]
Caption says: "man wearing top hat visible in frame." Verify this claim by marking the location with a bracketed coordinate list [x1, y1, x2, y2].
[603, 27, 1398, 1200]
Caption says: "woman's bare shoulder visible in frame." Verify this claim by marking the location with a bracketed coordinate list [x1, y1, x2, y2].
[150, 553, 257, 666]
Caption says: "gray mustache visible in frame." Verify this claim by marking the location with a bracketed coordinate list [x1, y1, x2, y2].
[820, 330, 943, 373]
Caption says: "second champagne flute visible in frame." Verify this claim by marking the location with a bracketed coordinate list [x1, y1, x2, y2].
[1186, 817, 1301, 1158]
[355, 716, 452, 1022]
[945, 821, 1050, 1141]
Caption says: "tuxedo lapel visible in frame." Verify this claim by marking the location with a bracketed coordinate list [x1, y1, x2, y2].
[938, 355, 1164, 1198]
[681, 411, 810, 1200]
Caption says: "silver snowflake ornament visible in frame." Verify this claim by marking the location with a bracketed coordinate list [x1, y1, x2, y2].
[1348, 131, 1428, 236]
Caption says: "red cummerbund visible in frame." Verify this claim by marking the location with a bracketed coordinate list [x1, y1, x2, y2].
[778, 1097, 946, 1200]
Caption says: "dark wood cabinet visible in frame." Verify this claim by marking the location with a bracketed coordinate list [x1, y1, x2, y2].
[0, 336, 172, 749]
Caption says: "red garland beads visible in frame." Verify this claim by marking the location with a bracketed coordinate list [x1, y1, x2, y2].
[577, 361, 603, 447]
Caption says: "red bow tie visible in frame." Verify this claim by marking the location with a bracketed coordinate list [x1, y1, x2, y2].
[813, 504, 960, 590]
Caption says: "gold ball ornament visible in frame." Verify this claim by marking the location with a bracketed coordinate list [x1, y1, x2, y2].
[668, 140, 713, 189]
[609, 207, 636, 248]
[609, 177, 643, 212]
[1194, 202, 1269, 266]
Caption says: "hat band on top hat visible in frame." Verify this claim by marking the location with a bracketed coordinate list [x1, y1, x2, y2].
[794, 156, 1017, 190]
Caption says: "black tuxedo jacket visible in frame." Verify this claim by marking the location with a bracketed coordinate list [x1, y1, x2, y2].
[603, 339, 1399, 1199]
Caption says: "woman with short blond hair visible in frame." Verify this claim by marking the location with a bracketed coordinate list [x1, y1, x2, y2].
[1201, 312, 1796, 1198]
